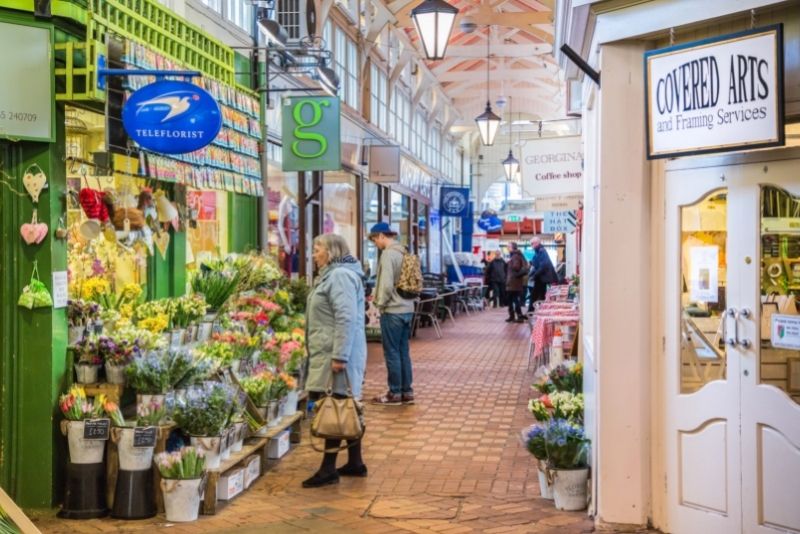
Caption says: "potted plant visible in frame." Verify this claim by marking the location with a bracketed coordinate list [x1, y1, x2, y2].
[172, 294, 208, 343]
[240, 372, 271, 414]
[58, 387, 108, 464]
[544, 419, 590, 511]
[73, 337, 103, 384]
[155, 447, 206, 522]
[67, 299, 100, 346]
[190, 265, 240, 314]
[103, 398, 162, 472]
[549, 361, 583, 393]
[98, 333, 139, 385]
[276, 372, 298, 418]
[126, 352, 171, 412]
[173, 383, 234, 469]
[521, 424, 553, 500]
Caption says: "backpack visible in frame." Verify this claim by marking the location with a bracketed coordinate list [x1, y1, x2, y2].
[396, 252, 423, 299]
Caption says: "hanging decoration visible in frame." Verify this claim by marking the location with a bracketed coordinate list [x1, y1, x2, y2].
[22, 164, 47, 203]
[18, 261, 53, 309]
[20, 209, 48, 245]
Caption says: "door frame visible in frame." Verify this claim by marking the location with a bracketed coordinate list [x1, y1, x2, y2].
[655, 146, 800, 533]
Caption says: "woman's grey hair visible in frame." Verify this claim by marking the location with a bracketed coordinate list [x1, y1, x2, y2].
[313, 234, 351, 262]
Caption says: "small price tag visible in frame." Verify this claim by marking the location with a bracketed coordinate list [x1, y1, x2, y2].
[83, 419, 110, 440]
[133, 426, 157, 448]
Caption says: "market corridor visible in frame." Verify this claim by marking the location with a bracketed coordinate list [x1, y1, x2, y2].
[34, 309, 594, 534]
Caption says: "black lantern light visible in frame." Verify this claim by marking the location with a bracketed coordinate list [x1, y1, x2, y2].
[411, 0, 459, 60]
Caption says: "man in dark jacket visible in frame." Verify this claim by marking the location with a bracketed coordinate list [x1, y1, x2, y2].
[528, 236, 558, 311]
[505, 242, 528, 323]
[484, 251, 507, 308]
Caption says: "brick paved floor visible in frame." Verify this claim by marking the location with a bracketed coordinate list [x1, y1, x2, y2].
[32, 308, 646, 534]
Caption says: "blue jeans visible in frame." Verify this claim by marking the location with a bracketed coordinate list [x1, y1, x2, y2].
[380, 312, 414, 395]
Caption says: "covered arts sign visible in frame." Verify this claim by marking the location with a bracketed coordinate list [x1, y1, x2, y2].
[645, 24, 784, 159]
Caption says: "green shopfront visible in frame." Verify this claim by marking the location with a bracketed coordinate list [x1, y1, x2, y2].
[0, 0, 262, 509]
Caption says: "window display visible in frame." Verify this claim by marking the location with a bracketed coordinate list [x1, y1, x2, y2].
[323, 173, 358, 257]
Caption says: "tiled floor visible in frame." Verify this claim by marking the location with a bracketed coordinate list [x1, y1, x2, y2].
[33, 307, 627, 533]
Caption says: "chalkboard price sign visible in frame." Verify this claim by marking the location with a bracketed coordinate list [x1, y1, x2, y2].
[133, 426, 157, 448]
[83, 419, 111, 440]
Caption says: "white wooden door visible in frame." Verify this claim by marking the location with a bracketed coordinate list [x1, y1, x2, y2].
[665, 154, 800, 534]
[735, 159, 800, 534]
[664, 167, 741, 533]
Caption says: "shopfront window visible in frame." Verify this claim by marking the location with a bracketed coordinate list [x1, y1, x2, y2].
[418, 203, 429, 271]
[391, 191, 410, 248]
[680, 189, 728, 394]
[760, 185, 800, 405]
[323, 173, 359, 258]
[186, 190, 229, 265]
[266, 164, 300, 276]
[363, 181, 380, 277]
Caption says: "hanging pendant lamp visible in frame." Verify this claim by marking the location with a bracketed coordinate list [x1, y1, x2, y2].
[502, 97, 519, 181]
[411, 0, 459, 60]
[474, 26, 500, 146]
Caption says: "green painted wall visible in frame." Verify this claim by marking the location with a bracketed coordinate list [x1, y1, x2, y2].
[228, 193, 258, 253]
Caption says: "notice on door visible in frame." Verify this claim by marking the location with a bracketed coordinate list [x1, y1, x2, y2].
[689, 246, 719, 303]
[771, 314, 800, 350]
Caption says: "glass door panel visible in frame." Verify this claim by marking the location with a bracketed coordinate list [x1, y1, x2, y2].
[680, 189, 728, 393]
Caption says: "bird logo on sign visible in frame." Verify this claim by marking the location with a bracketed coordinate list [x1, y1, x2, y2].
[136, 92, 199, 122]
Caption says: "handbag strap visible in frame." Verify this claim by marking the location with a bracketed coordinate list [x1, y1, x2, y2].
[30, 261, 40, 283]
[325, 367, 353, 396]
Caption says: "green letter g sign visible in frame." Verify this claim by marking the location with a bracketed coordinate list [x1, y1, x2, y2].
[291, 99, 330, 159]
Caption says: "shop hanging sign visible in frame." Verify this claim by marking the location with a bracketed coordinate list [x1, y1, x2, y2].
[122, 80, 222, 154]
[0, 22, 54, 142]
[439, 187, 470, 218]
[520, 137, 583, 197]
[282, 96, 341, 172]
[645, 24, 784, 159]
[543, 211, 577, 234]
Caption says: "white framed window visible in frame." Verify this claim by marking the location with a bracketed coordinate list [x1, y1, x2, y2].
[225, 0, 254, 32]
[369, 64, 387, 131]
[201, 0, 222, 13]
[332, 25, 359, 110]
[278, 0, 302, 39]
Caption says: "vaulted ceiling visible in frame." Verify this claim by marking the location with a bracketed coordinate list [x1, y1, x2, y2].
[388, 0, 564, 130]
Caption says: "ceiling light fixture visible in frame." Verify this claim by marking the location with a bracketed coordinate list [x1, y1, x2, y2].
[257, 17, 288, 48]
[411, 0, 459, 60]
[315, 61, 340, 96]
[474, 26, 500, 146]
[502, 96, 519, 181]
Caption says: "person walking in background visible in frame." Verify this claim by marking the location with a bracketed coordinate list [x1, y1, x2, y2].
[505, 242, 528, 323]
[368, 222, 416, 406]
[303, 234, 368, 488]
[528, 236, 559, 312]
[485, 251, 507, 308]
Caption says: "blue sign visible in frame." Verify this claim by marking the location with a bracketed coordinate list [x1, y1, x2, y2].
[122, 80, 222, 154]
[477, 209, 502, 232]
[439, 187, 470, 217]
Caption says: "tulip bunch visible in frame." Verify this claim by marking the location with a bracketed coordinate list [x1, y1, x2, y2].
[154, 447, 206, 479]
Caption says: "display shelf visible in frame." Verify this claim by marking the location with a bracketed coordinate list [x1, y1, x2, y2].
[201, 411, 304, 515]
[80, 383, 125, 405]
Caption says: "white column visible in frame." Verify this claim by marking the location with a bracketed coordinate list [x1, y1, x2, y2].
[593, 41, 652, 528]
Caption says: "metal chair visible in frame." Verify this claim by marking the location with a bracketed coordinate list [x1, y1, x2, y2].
[454, 287, 471, 316]
[437, 290, 458, 324]
[413, 296, 443, 339]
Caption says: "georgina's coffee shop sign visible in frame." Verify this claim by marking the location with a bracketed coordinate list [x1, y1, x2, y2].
[645, 25, 784, 159]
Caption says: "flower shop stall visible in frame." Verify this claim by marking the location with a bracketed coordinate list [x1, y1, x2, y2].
[59, 253, 311, 521]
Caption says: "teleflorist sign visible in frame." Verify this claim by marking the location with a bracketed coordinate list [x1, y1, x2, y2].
[645, 25, 784, 159]
[282, 96, 341, 172]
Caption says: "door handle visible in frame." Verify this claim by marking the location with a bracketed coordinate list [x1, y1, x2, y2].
[736, 308, 752, 349]
[726, 308, 737, 347]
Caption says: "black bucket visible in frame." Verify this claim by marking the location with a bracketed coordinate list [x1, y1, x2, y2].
[111, 468, 156, 519]
[57, 462, 108, 519]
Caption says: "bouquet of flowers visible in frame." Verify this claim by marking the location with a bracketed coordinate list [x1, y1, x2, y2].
[80, 277, 111, 302]
[544, 418, 590, 469]
[549, 391, 584, 424]
[195, 341, 236, 368]
[240, 372, 273, 406]
[230, 254, 284, 293]
[287, 279, 310, 314]
[171, 294, 208, 329]
[154, 447, 206, 479]
[97, 334, 140, 367]
[190, 265, 240, 312]
[169, 350, 215, 390]
[275, 372, 297, 396]
[103, 398, 126, 427]
[549, 361, 582, 393]
[137, 397, 166, 427]
[125, 352, 171, 394]
[74, 336, 102, 366]
[67, 299, 101, 328]
[521, 423, 548, 461]
[59, 387, 107, 420]
[114, 325, 167, 353]
[213, 331, 259, 362]
[528, 394, 553, 422]
[173, 383, 235, 436]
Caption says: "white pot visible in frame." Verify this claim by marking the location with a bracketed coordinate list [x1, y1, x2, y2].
[65, 420, 106, 464]
[75, 363, 100, 384]
[552, 467, 589, 511]
[282, 390, 299, 417]
[190, 436, 222, 469]
[161, 477, 203, 522]
[105, 363, 126, 385]
[230, 423, 245, 453]
[185, 325, 198, 343]
[136, 394, 166, 422]
[112, 427, 154, 471]
[230, 359, 241, 375]
[220, 429, 231, 461]
[68, 326, 85, 346]
[267, 400, 280, 428]
[537, 466, 554, 500]
[197, 322, 213, 342]
[169, 329, 186, 350]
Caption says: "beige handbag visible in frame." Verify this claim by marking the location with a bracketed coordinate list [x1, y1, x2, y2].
[310, 371, 364, 449]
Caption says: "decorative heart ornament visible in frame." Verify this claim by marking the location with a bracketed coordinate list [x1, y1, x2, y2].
[22, 169, 47, 203]
[154, 231, 170, 259]
[20, 223, 48, 245]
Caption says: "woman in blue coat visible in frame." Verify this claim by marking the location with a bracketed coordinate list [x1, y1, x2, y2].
[303, 234, 368, 488]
